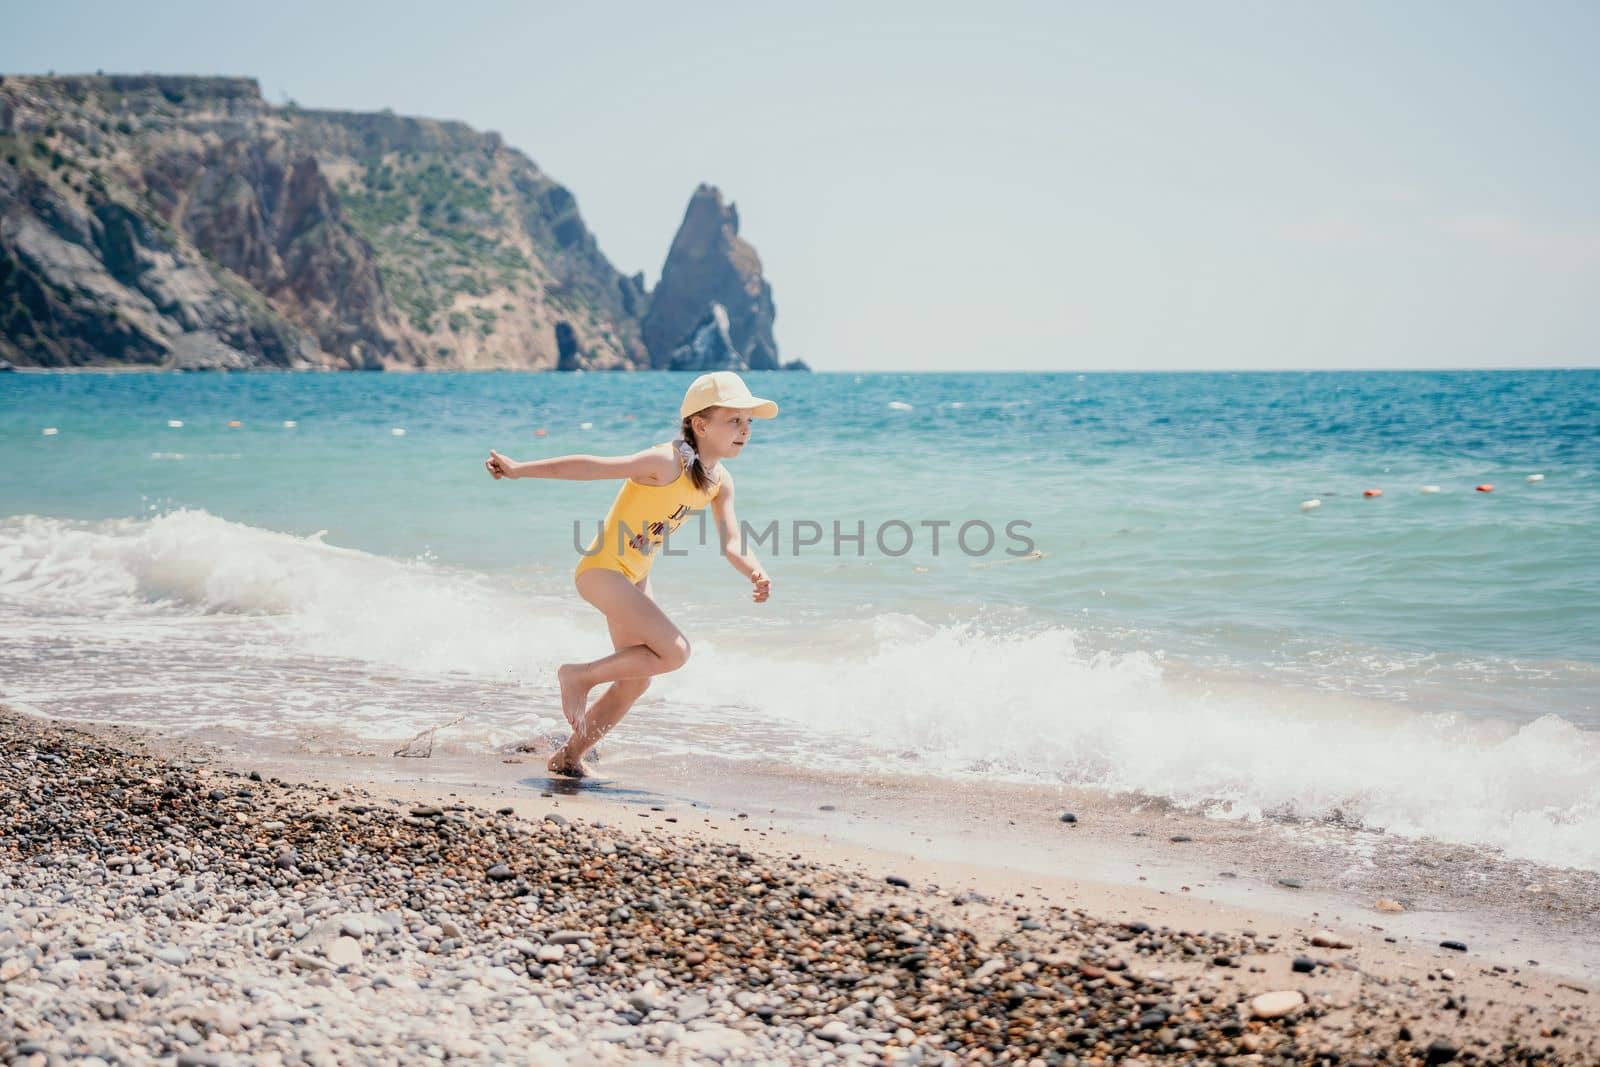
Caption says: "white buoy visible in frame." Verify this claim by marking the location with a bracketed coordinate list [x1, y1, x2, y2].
[391, 427, 406, 437]
[579, 421, 594, 430]
[1299, 499, 1322, 512]
[950, 401, 965, 409]
[283, 420, 298, 429]
[167, 419, 184, 428]
[1527, 473, 1545, 482]
[1420, 485, 1441, 494]
[888, 401, 913, 411]
[41, 427, 59, 436]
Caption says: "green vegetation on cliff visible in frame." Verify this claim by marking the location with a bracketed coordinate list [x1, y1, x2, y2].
[339, 159, 530, 332]
[0, 75, 647, 369]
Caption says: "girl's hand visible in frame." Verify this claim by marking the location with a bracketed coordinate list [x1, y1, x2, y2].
[751, 569, 771, 604]
[486, 450, 516, 480]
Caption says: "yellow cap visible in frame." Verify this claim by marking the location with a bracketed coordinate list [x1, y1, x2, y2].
[679, 371, 779, 420]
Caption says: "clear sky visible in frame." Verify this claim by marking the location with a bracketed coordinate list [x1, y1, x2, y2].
[5, 1, 1597, 371]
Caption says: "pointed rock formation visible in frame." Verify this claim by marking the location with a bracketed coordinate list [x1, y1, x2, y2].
[643, 184, 779, 371]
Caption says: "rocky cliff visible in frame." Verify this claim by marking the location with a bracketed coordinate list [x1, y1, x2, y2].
[0, 75, 800, 371]
[643, 183, 795, 372]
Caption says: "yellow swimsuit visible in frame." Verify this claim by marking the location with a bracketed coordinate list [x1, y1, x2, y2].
[575, 444, 722, 583]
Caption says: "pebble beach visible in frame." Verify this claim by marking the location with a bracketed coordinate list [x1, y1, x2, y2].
[3, 707, 1596, 1066]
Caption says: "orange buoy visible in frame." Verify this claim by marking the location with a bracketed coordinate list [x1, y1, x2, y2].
[1363, 488, 1383, 498]
[535, 428, 548, 437]
[1476, 484, 1494, 492]
[227, 420, 242, 428]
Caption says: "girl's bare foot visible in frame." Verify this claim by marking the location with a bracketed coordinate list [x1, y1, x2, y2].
[556, 664, 591, 732]
[546, 743, 590, 778]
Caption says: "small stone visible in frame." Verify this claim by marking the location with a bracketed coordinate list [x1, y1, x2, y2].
[325, 937, 362, 968]
[628, 988, 662, 1013]
[1425, 1039, 1459, 1064]
[542, 813, 568, 826]
[1374, 898, 1405, 913]
[1250, 990, 1306, 1019]
[1137, 1009, 1168, 1029]
[547, 929, 589, 945]
[536, 945, 565, 963]
[973, 958, 1006, 981]
[1440, 940, 1468, 952]
[497, 806, 514, 815]
[885, 875, 911, 888]
[816, 1020, 857, 1043]
[411, 806, 442, 817]
[1292, 955, 1316, 973]
[676, 994, 710, 1022]
[486, 864, 515, 882]
[1169, 834, 1192, 843]
[1277, 877, 1304, 889]
[1059, 812, 1077, 823]
[1311, 930, 1352, 949]
[154, 947, 189, 966]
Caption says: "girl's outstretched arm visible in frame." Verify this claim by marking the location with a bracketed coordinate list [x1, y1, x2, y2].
[709, 470, 771, 603]
[486, 447, 679, 484]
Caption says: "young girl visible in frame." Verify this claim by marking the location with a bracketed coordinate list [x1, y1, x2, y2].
[485, 371, 778, 776]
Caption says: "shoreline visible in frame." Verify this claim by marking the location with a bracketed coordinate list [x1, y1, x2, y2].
[3, 706, 1595, 1065]
[131, 712, 1600, 984]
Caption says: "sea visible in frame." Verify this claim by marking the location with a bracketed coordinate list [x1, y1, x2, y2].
[2, 369, 1597, 871]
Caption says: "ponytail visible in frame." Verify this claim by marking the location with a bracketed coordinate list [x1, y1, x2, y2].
[678, 415, 716, 492]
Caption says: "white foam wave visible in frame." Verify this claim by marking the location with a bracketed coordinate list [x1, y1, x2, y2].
[670, 621, 1600, 872]
[0, 510, 593, 678]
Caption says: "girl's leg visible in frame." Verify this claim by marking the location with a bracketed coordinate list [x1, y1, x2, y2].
[559, 575, 655, 749]
[551, 571, 685, 774]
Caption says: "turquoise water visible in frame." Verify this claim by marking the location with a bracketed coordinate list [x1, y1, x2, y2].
[3, 369, 1598, 869]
